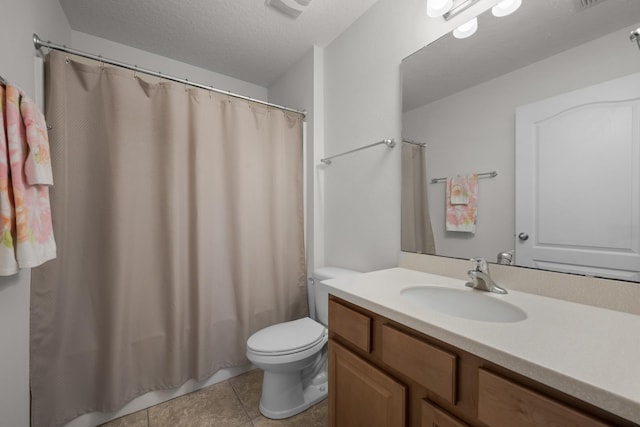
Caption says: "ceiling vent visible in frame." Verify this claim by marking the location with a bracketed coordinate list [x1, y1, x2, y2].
[266, 0, 312, 18]
[574, 0, 608, 12]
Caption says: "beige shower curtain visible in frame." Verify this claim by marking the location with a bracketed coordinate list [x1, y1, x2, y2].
[30, 51, 307, 427]
[401, 142, 435, 254]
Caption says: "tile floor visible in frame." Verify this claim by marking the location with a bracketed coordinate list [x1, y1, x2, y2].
[100, 369, 328, 427]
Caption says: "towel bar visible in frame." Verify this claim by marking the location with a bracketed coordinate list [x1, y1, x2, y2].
[431, 171, 497, 184]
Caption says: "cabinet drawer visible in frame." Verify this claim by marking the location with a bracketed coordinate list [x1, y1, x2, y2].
[328, 299, 372, 353]
[478, 369, 610, 427]
[421, 400, 469, 427]
[381, 324, 457, 403]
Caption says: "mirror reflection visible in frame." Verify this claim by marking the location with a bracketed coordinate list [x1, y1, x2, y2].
[401, 0, 640, 282]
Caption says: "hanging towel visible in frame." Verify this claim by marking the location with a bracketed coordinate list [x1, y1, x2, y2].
[0, 85, 17, 274]
[0, 84, 56, 274]
[449, 175, 471, 205]
[446, 174, 478, 233]
[21, 96, 54, 185]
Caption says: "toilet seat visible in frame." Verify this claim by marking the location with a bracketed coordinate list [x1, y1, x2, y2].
[247, 317, 326, 356]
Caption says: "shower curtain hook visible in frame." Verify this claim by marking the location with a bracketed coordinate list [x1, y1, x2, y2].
[133, 65, 138, 80]
[184, 79, 189, 92]
[227, 91, 232, 103]
[209, 85, 213, 99]
[98, 55, 105, 71]
[65, 55, 70, 64]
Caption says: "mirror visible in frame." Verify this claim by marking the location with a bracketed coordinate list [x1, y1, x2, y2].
[401, 0, 640, 281]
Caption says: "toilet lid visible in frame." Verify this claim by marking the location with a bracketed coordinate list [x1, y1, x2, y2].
[247, 317, 326, 355]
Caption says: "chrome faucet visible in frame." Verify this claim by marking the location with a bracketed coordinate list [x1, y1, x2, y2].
[465, 258, 507, 294]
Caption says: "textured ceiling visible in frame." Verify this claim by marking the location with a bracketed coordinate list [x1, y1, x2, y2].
[58, 0, 381, 87]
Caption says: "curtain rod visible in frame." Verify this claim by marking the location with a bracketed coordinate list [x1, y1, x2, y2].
[320, 139, 395, 165]
[431, 171, 497, 184]
[402, 139, 427, 147]
[32, 34, 306, 118]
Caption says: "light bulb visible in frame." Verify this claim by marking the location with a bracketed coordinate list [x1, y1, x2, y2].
[427, 0, 453, 18]
[453, 17, 478, 39]
[492, 0, 522, 17]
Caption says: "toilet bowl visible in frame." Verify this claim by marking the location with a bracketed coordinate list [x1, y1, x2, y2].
[246, 267, 359, 419]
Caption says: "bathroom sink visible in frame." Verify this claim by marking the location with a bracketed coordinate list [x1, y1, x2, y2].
[400, 286, 527, 323]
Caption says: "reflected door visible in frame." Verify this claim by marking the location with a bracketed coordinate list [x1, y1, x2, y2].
[515, 73, 640, 281]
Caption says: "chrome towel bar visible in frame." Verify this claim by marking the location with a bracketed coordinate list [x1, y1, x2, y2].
[431, 171, 497, 184]
[321, 139, 395, 165]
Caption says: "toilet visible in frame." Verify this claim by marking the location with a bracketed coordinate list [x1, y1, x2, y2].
[246, 267, 360, 419]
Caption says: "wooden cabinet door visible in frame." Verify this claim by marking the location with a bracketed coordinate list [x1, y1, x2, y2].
[329, 339, 406, 427]
[421, 400, 469, 427]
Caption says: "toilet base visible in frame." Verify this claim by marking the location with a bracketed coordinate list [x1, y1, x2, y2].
[259, 377, 327, 419]
[257, 349, 328, 420]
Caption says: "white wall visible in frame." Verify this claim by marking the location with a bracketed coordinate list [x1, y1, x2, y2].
[322, 0, 500, 272]
[0, 1, 71, 426]
[402, 25, 640, 261]
[71, 31, 268, 101]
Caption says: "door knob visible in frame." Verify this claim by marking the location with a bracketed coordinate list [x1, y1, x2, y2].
[518, 232, 529, 241]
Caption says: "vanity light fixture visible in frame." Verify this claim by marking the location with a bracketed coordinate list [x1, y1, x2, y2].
[265, 0, 312, 18]
[442, 0, 481, 20]
[427, 0, 454, 17]
[453, 16, 478, 39]
[632, 27, 640, 52]
[491, 0, 522, 17]
[427, 0, 521, 40]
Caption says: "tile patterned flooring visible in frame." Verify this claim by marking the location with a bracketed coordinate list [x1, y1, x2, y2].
[100, 369, 328, 427]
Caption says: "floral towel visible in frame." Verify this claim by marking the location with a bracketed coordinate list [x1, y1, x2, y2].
[446, 174, 478, 233]
[22, 96, 54, 185]
[0, 84, 56, 275]
[449, 175, 471, 205]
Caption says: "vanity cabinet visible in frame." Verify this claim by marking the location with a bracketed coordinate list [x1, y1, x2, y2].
[328, 297, 637, 427]
[329, 340, 406, 427]
[421, 400, 469, 427]
[328, 298, 406, 426]
[477, 369, 608, 427]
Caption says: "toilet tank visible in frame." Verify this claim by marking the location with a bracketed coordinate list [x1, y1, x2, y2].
[313, 267, 360, 326]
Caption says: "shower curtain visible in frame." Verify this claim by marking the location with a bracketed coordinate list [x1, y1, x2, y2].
[401, 142, 435, 254]
[30, 51, 307, 427]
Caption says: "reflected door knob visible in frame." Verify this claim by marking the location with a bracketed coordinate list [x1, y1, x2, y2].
[518, 232, 529, 241]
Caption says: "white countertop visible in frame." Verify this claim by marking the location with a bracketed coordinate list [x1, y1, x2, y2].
[324, 267, 640, 424]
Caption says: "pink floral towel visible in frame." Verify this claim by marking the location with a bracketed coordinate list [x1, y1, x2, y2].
[22, 96, 54, 185]
[0, 84, 56, 275]
[446, 174, 478, 233]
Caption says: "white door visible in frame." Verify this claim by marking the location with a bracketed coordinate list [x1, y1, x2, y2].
[515, 72, 640, 282]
